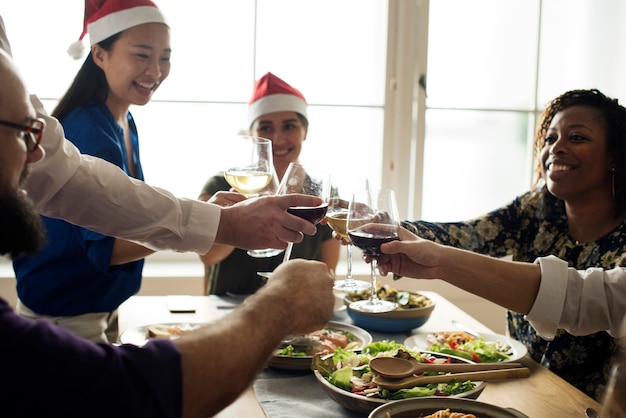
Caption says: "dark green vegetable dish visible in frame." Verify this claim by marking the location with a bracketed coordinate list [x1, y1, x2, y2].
[346, 285, 433, 310]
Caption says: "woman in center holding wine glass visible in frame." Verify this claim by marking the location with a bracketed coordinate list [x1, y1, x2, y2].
[198, 72, 340, 295]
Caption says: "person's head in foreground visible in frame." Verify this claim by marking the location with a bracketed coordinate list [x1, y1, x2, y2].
[0, 49, 46, 258]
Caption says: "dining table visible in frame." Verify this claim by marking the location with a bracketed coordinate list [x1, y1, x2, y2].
[118, 291, 602, 418]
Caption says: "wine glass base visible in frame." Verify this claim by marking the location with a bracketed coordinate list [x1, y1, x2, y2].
[247, 248, 284, 258]
[257, 272, 273, 280]
[349, 299, 397, 313]
[333, 279, 371, 291]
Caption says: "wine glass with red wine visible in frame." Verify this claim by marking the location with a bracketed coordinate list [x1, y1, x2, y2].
[346, 189, 400, 313]
[277, 163, 331, 263]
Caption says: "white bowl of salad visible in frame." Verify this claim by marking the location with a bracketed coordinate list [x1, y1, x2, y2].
[312, 340, 487, 415]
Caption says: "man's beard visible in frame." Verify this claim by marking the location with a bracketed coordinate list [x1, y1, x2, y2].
[0, 170, 46, 258]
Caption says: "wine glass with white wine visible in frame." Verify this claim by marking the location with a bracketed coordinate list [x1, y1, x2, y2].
[223, 135, 273, 196]
[326, 185, 370, 291]
[246, 164, 285, 258]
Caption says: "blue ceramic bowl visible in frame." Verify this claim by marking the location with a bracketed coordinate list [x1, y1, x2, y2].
[344, 295, 435, 333]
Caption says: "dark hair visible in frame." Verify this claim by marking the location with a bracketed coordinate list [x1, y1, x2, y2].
[52, 34, 121, 120]
[533, 89, 626, 217]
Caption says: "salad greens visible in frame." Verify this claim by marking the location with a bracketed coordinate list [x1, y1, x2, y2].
[427, 336, 512, 362]
[313, 340, 477, 401]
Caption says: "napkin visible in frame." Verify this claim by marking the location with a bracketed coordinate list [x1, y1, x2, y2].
[254, 369, 363, 418]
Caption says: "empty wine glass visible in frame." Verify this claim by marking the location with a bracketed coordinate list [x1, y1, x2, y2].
[277, 163, 331, 263]
[346, 188, 400, 313]
[326, 186, 370, 291]
[600, 360, 626, 418]
[223, 135, 273, 196]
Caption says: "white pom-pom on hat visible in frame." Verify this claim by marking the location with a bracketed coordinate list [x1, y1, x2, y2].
[67, 40, 86, 60]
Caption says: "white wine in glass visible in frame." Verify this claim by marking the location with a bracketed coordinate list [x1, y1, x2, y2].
[347, 189, 400, 313]
[247, 165, 284, 258]
[326, 187, 370, 291]
[223, 136, 272, 196]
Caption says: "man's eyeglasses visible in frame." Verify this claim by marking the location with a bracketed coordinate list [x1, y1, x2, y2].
[0, 117, 46, 152]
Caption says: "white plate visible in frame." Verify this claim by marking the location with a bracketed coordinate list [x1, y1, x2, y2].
[404, 331, 527, 363]
[119, 322, 207, 347]
[268, 321, 372, 370]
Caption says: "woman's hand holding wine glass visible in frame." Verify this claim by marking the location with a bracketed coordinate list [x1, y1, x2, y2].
[346, 189, 400, 313]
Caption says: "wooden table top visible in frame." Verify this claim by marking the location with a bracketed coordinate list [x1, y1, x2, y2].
[118, 293, 601, 417]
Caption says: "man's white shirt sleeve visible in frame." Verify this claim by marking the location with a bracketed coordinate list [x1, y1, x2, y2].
[527, 255, 626, 339]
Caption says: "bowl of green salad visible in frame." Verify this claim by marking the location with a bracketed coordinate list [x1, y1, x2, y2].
[312, 340, 486, 415]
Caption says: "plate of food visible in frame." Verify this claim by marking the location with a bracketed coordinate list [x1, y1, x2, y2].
[267, 321, 372, 370]
[404, 331, 527, 363]
[119, 322, 207, 346]
[368, 397, 529, 418]
[312, 340, 487, 415]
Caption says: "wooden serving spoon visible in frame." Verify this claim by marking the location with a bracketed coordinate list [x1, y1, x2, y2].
[373, 367, 531, 391]
[369, 356, 525, 379]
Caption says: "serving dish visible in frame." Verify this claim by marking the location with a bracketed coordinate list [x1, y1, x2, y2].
[267, 321, 372, 371]
[404, 331, 528, 363]
[313, 342, 486, 415]
[344, 289, 435, 332]
[119, 322, 207, 346]
[368, 397, 530, 418]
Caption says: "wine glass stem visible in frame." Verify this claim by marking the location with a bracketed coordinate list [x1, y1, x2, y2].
[282, 242, 294, 263]
[369, 256, 380, 304]
[346, 244, 353, 281]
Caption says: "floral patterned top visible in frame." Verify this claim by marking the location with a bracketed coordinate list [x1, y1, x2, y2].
[403, 186, 626, 400]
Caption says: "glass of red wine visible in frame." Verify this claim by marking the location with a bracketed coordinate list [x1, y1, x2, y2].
[277, 163, 331, 263]
[347, 189, 400, 313]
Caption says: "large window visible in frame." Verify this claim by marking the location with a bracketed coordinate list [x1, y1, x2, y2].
[2, 0, 626, 269]
[3, 0, 387, 202]
[417, 0, 626, 221]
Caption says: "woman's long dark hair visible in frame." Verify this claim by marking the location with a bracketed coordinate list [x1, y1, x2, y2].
[533, 89, 626, 217]
[52, 34, 121, 120]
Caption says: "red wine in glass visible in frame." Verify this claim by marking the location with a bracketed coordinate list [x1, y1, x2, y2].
[348, 224, 399, 256]
[287, 203, 328, 224]
[347, 189, 399, 313]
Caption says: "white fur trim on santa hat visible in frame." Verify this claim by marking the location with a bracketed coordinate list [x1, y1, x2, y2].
[88, 6, 167, 46]
[247, 94, 308, 127]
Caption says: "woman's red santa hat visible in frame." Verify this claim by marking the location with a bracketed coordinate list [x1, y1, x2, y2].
[247, 72, 308, 128]
[67, 0, 167, 60]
